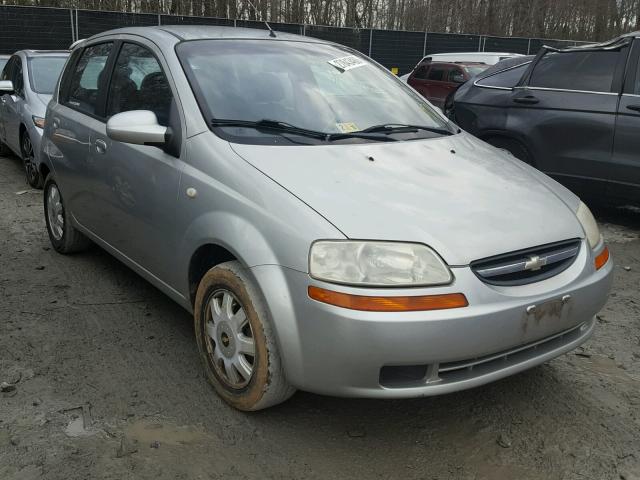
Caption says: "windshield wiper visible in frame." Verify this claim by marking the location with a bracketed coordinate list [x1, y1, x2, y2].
[211, 119, 328, 140]
[359, 123, 455, 136]
[212, 118, 396, 142]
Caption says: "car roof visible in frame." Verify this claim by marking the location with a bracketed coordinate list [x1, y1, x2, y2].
[89, 25, 327, 45]
[428, 52, 521, 57]
[553, 31, 639, 52]
[17, 50, 69, 58]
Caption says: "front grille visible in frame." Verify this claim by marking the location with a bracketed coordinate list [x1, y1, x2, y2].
[470, 239, 581, 286]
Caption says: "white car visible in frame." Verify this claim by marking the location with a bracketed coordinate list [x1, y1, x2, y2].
[400, 52, 524, 81]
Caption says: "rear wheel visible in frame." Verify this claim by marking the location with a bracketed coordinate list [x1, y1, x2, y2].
[43, 175, 91, 254]
[194, 261, 295, 411]
[22, 132, 42, 188]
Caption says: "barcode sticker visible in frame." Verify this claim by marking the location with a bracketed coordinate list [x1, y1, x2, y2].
[327, 55, 367, 72]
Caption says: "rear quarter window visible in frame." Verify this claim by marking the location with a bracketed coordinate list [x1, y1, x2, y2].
[475, 63, 529, 88]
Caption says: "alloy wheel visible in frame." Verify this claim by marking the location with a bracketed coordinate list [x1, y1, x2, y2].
[46, 184, 64, 241]
[203, 289, 256, 389]
[22, 135, 38, 185]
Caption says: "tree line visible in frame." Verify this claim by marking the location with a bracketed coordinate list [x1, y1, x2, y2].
[7, 0, 640, 41]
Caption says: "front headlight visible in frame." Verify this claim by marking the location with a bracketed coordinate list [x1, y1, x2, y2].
[309, 241, 452, 287]
[576, 201, 601, 249]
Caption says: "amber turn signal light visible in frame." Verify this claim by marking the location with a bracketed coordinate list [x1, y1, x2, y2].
[594, 246, 609, 271]
[308, 286, 468, 312]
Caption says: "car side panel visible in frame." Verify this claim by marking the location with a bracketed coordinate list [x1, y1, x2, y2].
[506, 88, 617, 200]
[608, 39, 640, 204]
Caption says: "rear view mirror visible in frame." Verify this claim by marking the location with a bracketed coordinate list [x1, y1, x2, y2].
[106, 110, 168, 146]
[0, 80, 14, 94]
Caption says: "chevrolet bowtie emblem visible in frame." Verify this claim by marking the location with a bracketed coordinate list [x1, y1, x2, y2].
[524, 255, 547, 271]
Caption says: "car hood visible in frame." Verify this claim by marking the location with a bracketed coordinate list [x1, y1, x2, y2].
[230, 133, 584, 266]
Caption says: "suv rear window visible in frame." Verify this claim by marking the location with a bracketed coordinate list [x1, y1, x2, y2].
[529, 50, 620, 93]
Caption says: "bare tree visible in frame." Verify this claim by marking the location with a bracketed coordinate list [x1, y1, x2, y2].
[8, 0, 640, 40]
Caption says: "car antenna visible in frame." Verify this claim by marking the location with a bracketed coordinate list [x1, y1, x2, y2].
[246, 0, 276, 37]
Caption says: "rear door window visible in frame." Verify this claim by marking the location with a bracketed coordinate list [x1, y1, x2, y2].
[476, 63, 529, 88]
[65, 42, 113, 117]
[529, 50, 620, 93]
[448, 67, 465, 83]
[427, 66, 447, 81]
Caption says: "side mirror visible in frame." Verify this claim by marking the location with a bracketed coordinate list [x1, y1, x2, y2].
[106, 110, 167, 146]
[0, 80, 14, 94]
[452, 74, 465, 84]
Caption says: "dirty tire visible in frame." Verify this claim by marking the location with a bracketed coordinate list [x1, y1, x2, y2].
[43, 174, 91, 254]
[194, 261, 295, 411]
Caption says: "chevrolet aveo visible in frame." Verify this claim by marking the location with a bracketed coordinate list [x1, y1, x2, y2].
[39, 26, 613, 411]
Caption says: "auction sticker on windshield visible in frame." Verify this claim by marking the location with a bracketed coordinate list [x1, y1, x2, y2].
[336, 122, 359, 133]
[327, 55, 367, 72]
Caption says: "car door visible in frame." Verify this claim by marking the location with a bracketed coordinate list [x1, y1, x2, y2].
[423, 64, 451, 108]
[3, 55, 25, 154]
[507, 46, 628, 200]
[50, 42, 115, 229]
[0, 56, 16, 145]
[93, 40, 183, 282]
[407, 64, 429, 98]
[609, 37, 640, 204]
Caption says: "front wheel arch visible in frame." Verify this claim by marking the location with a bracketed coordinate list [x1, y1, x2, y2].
[480, 133, 535, 167]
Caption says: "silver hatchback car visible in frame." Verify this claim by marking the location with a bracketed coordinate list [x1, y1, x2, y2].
[0, 50, 69, 188]
[40, 26, 613, 411]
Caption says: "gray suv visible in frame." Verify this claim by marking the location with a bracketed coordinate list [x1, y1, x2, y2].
[0, 50, 69, 187]
[40, 26, 612, 410]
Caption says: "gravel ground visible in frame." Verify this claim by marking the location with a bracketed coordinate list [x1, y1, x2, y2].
[1, 153, 639, 480]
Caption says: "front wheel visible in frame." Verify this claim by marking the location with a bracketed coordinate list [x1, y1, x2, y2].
[194, 261, 295, 411]
[22, 132, 42, 188]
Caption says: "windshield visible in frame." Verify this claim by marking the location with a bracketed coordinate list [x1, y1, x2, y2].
[28, 56, 68, 94]
[464, 65, 489, 77]
[177, 39, 450, 144]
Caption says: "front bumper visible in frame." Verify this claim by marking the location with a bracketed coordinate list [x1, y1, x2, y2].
[251, 241, 613, 398]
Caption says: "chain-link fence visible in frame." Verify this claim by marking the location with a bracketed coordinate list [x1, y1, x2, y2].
[0, 4, 590, 74]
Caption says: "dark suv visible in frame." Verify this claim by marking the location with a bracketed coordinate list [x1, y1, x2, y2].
[451, 32, 640, 205]
[407, 61, 489, 108]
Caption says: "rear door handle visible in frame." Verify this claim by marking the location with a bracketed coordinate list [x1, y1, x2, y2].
[626, 104, 640, 112]
[94, 139, 107, 154]
[513, 95, 539, 105]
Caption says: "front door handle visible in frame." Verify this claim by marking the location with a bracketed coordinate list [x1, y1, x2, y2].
[52, 117, 60, 129]
[94, 139, 107, 154]
[626, 104, 640, 112]
[513, 95, 539, 105]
